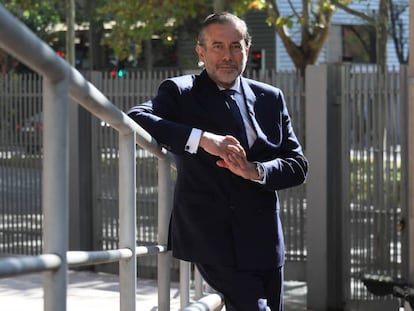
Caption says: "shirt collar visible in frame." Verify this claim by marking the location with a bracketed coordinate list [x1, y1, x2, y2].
[218, 77, 241, 94]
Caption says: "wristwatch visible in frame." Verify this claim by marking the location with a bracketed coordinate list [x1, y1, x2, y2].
[254, 162, 265, 180]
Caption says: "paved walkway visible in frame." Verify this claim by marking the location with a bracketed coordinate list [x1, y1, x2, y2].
[0, 270, 307, 311]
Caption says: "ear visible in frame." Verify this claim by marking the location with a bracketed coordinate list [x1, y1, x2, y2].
[195, 44, 205, 62]
[245, 46, 250, 58]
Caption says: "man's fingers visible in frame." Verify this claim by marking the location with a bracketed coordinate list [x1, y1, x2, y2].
[224, 135, 240, 144]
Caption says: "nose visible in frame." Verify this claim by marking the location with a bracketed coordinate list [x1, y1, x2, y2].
[221, 46, 233, 60]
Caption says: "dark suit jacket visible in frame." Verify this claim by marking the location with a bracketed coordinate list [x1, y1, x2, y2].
[128, 70, 308, 270]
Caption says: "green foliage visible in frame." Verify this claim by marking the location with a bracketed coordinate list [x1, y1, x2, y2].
[253, 0, 340, 75]
[1, 0, 65, 74]
[275, 16, 294, 28]
[2, 0, 62, 40]
[96, 0, 268, 61]
[97, 0, 211, 61]
[233, 0, 267, 13]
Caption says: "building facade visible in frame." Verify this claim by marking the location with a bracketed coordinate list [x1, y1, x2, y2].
[245, 1, 409, 71]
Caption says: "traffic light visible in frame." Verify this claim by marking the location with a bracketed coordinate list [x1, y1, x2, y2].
[117, 60, 127, 77]
[56, 50, 65, 58]
[250, 50, 265, 71]
[109, 60, 128, 77]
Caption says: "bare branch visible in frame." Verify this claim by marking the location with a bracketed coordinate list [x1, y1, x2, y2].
[331, 0, 376, 24]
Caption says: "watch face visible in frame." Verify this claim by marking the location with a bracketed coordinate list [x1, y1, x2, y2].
[256, 163, 264, 178]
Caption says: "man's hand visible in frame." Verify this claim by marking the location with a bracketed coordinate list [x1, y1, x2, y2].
[199, 131, 258, 180]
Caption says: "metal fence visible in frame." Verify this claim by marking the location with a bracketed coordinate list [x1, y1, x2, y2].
[90, 70, 182, 277]
[0, 4, 226, 311]
[341, 65, 408, 305]
[89, 69, 306, 278]
[0, 64, 409, 309]
[0, 73, 43, 255]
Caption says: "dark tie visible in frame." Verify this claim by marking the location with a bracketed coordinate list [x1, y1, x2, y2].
[221, 89, 249, 149]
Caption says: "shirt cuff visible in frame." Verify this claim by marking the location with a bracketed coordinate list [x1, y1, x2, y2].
[185, 128, 202, 154]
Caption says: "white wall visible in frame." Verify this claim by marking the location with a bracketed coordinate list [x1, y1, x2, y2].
[275, 0, 409, 70]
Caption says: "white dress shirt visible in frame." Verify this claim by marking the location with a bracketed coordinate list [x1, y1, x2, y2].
[184, 78, 256, 152]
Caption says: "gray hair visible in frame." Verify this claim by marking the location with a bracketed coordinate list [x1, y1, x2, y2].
[197, 12, 252, 48]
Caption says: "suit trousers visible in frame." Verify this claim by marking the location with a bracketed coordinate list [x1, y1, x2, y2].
[195, 263, 283, 311]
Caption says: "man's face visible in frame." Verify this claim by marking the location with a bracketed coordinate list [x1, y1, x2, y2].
[196, 22, 250, 89]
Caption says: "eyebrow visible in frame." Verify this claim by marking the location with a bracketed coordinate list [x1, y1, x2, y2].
[210, 40, 242, 45]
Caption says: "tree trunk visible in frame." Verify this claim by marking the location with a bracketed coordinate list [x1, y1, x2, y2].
[376, 0, 390, 73]
[213, 0, 231, 12]
[65, 0, 75, 66]
[143, 39, 153, 71]
[87, 0, 105, 70]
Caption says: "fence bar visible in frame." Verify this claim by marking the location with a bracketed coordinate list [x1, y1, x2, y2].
[194, 266, 203, 300]
[136, 245, 168, 256]
[180, 261, 191, 308]
[181, 293, 224, 311]
[67, 245, 168, 268]
[118, 131, 137, 311]
[42, 76, 69, 310]
[408, 1, 414, 286]
[158, 158, 173, 311]
[0, 254, 61, 277]
[67, 249, 133, 267]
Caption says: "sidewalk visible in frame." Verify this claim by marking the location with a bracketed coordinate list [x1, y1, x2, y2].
[0, 270, 307, 310]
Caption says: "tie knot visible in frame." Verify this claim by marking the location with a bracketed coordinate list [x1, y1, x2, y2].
[222, 89, 236, 97]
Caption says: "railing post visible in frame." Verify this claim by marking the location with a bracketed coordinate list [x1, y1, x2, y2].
[119, 131, 137, 311]
[158, 157, 173, 311]
[305, 65, 328, 311]
[306, 64, 346, 310]
[194, 265, 203, 300]
[180, 260, 191, 308]
[408, 1, 414, 287]
[42, 76, 69, 311]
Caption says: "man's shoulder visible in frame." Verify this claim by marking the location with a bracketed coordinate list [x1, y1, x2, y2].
[168, 74, 196, 86]
[161, 70, 217, 95]
[242, 76, 282, 95]
[163, 73, 201, 92]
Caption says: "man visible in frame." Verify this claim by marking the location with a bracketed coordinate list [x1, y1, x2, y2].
[128, 12, 308, 311]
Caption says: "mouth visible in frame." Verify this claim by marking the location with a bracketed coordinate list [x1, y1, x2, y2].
[218, 64, 237, 71]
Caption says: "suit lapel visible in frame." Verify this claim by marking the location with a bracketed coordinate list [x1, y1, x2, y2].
[240, 77, 266, 141]
[194, 71, 238, 134]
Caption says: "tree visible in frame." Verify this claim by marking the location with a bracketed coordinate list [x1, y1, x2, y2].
[97, 1, 210, 70]
[255, 0, 338, 77]
[95, 0, 272, 70]
[96, 0, 344, 74]
[0, 0, 63, 74]
[214, 0, 231, 12]
[389, 0, 409, 64]
[66, 0, 76, 66]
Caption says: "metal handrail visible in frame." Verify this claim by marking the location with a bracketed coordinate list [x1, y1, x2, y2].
[0, 4, 223, 311]
[0, 245, 167, 276]
[0, 254, 61, 277]
[0, 3, 169, 311]
[182, 293, 225, 311]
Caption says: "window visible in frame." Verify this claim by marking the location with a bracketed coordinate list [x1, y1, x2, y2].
[342, 25, 376, 63]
